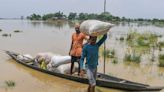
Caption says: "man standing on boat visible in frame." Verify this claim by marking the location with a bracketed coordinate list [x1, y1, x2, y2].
[69, 23, 88, 75]
[80, 34, 107, 92]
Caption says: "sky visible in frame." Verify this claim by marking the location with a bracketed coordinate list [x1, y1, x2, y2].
[0, 0, 164, 19]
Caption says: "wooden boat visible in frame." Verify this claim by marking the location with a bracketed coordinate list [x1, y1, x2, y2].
[5, 51, 164, 91]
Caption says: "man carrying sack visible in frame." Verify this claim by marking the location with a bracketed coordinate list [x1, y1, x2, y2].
[79, 20, 114, 92]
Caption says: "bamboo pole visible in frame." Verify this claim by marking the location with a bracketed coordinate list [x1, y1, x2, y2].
[103, 0, 106, 74]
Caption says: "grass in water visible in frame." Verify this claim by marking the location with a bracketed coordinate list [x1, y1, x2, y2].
[112, 58, 118, 64]
[5, 80, 16, 87]
[159, 54, 164, 67]
[124, 53, 141, 63]
[14, 30, 22, 33]
[126, 30, 158, 47]
[120, 37, 124, 41]
[102, 49, 115, 58]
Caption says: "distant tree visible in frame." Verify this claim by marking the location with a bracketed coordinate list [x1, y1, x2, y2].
[42, 13, 55, 20]
[27, 11, 164, 23]
[121, 17, 126, 21]
[54, 11, 65, 19]
[152, 18, 159, 22]
[112, 16, 121, 21]
[68, 12, 77, 20]
[87, 13, 98, 19]
[97, 12, 112, 21]
[42, 12, 66, 20]
[137, 18, 144, 21]
[160, 19, 164, 22]
[78, 13, 89, 20]
[27, 13, 41, 20]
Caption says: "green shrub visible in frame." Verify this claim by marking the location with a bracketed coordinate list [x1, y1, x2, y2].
[120, 37, 124, 41]
[137, 39, 150, 46]
[112, 58, 118, 64]
[103, 49, 115, 58]
[126, 30, 158, 47]
[158, 42, 164, 47]
[124, 53, 141, 63]
[159, 54, 164, 67]
[5, 80, 15, 87]
[14, 30, 22, 33]
[2, 33, 8, 37]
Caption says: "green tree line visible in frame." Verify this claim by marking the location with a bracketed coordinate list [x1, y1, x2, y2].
[27, 11, 164, 23]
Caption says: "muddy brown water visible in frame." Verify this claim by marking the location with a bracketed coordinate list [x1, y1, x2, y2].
[0, 20, 164, 92]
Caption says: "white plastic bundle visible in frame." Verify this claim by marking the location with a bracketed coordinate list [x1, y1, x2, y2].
[48, 55, 71, 67]
[17, 54, 33, 61]
[80, 20, 114, 36]
[47, 63, 77, 74]
[35, 52, 54, 64]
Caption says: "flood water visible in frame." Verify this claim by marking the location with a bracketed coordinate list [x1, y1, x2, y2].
[0, 20, 164, 92]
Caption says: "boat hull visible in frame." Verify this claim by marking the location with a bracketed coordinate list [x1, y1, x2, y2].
[5, 51, 164, 91]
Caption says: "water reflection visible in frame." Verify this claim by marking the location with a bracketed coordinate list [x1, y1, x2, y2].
[68, 21, 76, 28]
[29, 21, 42, 27]
[42, 20, 67, 29]
[28, 20, 69, 30]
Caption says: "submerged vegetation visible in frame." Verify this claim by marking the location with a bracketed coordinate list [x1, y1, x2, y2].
[5, 80, 15, 87]
[159, 54, 164, 67]
[102, 49, 115, 58]
[0, 80, 16, 89]
[14, 30, 22, 33]
[158, 41, 164, 47]
[111, 58, 118, 64]
[124, 53, 141, 63]
[2, 33, 11, 37]
[126, 31, 158, 47]
[99, 30, 164, 65]
[124, 30, 160, 64]
[119, 37, 124, 41]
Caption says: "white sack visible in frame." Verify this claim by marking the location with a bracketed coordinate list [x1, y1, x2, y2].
[17, 54, 33, 61]
[35, 52, 55, 64]
[49, 55, 71, 67]
[80, 20, 114, 36]
[47, 63, 78, 74]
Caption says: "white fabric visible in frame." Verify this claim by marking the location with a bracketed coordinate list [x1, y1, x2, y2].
[80, 20, 114, 36]
[48, 55, 71, 67]
[47, 63, 77, 74]
[35, 52, 55, 64]
[17, 54, 33, 61]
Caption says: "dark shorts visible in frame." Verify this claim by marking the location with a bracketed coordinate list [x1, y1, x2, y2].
[71, 56, 81, 62]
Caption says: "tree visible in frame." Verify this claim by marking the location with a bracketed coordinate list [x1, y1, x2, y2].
[68, 12, 77, 20]
[87, 13, 98, 19]
[78, 13, 88, 20]
[27, 13, 41, 20]
[42, 13, 55, 20]
[97, 12, 112, 21]
[121, 17, 126, 21]
[54, 11, 65, 19]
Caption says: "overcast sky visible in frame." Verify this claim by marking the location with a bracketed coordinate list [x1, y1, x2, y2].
[0, 0, 164, 19]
